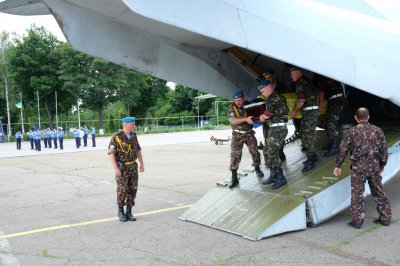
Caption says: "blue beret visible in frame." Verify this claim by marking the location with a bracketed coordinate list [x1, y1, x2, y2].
[258, 80, 271, 90]
[122, 117, 135, 123]
[289, 66, 302, 72]
[232, 90, 244, 100]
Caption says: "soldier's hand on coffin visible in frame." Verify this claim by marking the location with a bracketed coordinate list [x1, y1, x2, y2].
[246, 116, 254, 124]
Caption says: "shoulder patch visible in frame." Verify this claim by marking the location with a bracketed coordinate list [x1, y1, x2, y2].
[229, 112, 235, 118]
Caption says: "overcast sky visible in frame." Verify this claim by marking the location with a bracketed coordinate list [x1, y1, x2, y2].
[0, 13, 65, 40]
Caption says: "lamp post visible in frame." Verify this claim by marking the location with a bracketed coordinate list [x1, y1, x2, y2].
[214, 100, 231, 126]
[194, 93, 217, 128]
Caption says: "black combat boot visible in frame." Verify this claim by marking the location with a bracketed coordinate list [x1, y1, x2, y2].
[303, 154, 319, 164]
[254, 166, 264, 177]
[302, 154, 318, 172]
[279, 147, 286, 161]
[262, 170, 277, 185]
[324, 138, 339, 157]
[229, 170, 239, 189]
[126, 206, 136, 221]
[118, 206, 128, 222]
[271, 169, 287, 189]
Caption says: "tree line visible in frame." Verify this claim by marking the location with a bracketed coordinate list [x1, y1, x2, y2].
[0, 25, 230, 135]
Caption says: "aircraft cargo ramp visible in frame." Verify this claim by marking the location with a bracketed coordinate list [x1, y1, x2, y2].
[179, 128, 400, 240]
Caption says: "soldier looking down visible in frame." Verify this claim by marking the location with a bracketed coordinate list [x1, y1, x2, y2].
[258, 80, 289, 189]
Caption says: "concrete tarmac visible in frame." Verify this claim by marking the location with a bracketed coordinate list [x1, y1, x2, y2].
[0, 128, 399, 265]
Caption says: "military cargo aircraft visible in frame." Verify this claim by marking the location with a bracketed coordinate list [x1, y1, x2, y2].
[2, 0, 399, 239]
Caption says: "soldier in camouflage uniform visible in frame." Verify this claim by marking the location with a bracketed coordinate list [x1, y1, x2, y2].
[261, 69, 286, 161]
[258, 80, 289, 189]
[334, 108, 391, 229]
[108, 117, 145, 222]
[227, 90, 264, 189]
[315, 74, 346, 157]
[290, 67, 319, 172]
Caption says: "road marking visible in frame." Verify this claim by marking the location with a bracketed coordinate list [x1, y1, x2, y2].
[0, 205, 192, 240]
[0, 226, 20, 266]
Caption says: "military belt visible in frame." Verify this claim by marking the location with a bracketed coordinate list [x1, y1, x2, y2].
[270, 123, 286, 127]
[124, 161, 136, 166]
[233, 129, 250, 134]
[303, 106, 319, 111]
[329, 93, 343, 100]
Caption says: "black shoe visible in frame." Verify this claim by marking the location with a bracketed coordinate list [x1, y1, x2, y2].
[302, 162, 315, 172]
[303, 154, 319, 164]
[118, 207, 128, 222]
[271, 169, 287, 189]
[373, 218, 390, 226]
[262, 170, 277, 185]
[271, 178, 287, 189]
[228, 177, 239, 189]
[348, 221, 363, 229]
[255, 167, 264, 178]
[126, 206, 136, 221]
[324, 148, 339, 157]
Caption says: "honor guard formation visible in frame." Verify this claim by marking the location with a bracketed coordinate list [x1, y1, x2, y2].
[16, 126, 96, 151]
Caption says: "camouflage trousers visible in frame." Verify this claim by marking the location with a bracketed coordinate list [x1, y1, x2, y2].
[265, 126, 288, 170]
[301, 109, 319, 156]
[230, 130, 261, 170]
[116, 163, 139, 207]
[326, 98, 345, 140]
[350, 159, 391, 225]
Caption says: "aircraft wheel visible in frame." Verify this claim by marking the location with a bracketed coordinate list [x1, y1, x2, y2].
[215, 141, 218, 145]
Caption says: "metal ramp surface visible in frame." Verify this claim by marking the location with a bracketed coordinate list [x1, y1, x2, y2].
[180, 127, 400, 240]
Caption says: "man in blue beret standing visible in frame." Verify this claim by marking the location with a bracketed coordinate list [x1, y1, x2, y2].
[258, 80, 289, 189]
[108, 117, 145, 222]
[227, 90, 264, 189]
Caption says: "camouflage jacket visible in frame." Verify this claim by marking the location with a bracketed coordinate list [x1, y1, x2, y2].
[227, 103, 253, 131]
[108, 131, 141, 163]
[336, 122, 388, 168]
[295, 77, 318, 107]
[315, 75, 343, 98]
[263, 90, 289, 125]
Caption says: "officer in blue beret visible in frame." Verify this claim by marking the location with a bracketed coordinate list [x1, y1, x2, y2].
[227, 90, 264, 189]
[108, 116, 144, 222]
[258, 79, 289, 189]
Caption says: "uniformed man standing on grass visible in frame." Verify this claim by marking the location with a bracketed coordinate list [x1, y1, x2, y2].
[258, 80, 289, 189]
[290, 66, 319, 172]
[334, 107, 391, 229]
[227, 90, 264, 189]
[108, 117, 145, 222]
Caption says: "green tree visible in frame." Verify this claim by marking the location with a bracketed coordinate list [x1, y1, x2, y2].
[7, 25, 63, 128]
